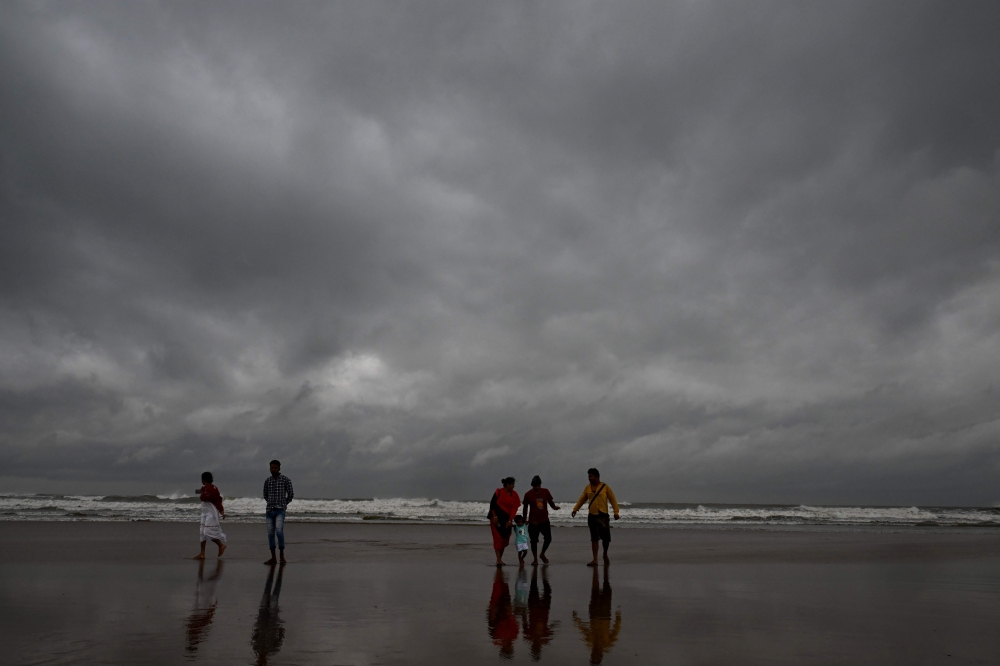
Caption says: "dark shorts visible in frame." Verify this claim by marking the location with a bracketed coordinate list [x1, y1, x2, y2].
[588, 512, 611, 544]
[527, 521, 552, 544]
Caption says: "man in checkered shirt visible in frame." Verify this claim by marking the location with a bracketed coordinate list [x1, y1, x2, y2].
[263, 459, 294, 564]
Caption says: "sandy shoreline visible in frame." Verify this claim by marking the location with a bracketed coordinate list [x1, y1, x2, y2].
[3, 522, 1000, 665]
[4, 520, 1000, 564]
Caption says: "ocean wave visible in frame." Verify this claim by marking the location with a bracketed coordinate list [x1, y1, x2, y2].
[0, 494, 998, 527]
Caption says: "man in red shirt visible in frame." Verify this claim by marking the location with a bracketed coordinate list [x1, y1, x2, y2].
[521, 475, 560, 564]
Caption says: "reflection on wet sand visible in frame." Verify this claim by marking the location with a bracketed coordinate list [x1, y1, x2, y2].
[185, 559, 224, 657]
[521, 566, 559, 661]
[487, 568, 518, 659]
[514, 567, 529, 617]
[251, 564, 285, 666]
[573, 567, 621, 665]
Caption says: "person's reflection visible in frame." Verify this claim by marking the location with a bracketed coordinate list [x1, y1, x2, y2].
[514, 567, 529, 617]
[572, 566, 622, 665]
[185, 559, 224, 657]
[486, 567, 519, 659]
[521, 566, 559, 661]
[251, 564, 286, 666]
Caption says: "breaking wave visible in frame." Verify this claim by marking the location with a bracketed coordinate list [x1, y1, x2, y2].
[1, 493, 999, 527]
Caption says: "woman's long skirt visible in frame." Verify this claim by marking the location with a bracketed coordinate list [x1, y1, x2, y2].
[491, 520, 511, 550]
[199, 501, 227, 543]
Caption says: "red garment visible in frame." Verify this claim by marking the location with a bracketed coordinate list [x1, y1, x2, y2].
[488, 569, 518, 657]
[491, 520, 511, 550]
[489, 487, 520, 550]
[522, 488, 555, 524]
[200, 484, 224, 514]
[493, 488, 521, 519]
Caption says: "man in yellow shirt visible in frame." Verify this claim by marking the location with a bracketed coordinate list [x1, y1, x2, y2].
[571, 468, 620, 566]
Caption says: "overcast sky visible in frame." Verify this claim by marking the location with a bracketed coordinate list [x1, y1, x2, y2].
[1, 1, 999, 504]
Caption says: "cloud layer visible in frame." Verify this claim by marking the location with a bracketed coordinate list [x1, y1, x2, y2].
[1, 1, 999, 504]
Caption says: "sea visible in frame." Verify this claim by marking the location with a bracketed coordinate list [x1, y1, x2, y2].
[2, 493, 999, 528]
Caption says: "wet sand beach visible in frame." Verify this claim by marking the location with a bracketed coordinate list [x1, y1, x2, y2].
[2, 522, 1000, 664]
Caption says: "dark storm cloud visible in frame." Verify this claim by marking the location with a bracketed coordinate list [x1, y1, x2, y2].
[1, 1, 999, 504]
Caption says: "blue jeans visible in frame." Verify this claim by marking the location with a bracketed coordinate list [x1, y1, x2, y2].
[266, 509, 286, 550]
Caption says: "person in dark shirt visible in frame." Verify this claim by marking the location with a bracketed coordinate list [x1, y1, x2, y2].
[263, 460, 294, 565]
[521, 476, 560, 565]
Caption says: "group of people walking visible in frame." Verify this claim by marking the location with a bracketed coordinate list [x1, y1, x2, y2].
[193, 459, 295, 564]
[489, 468, 620, 567]
[192, 461, 620, 568]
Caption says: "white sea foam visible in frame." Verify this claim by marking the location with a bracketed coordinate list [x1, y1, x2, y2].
[0, 494, 998, 527]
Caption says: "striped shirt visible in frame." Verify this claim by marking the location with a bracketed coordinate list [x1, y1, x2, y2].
[263, 474, 294, 511]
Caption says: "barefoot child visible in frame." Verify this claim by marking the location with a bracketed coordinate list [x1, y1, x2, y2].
[514, 515, 530, 566]
[194, 472, 227, 559]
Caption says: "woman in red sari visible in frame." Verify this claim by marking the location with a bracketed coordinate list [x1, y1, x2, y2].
[489, 477, 520, 566]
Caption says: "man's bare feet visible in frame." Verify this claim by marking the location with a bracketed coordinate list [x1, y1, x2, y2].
[192, 554, 205, 560]
[496, 561, 506, 567]
[264, 558, 277, 565]
[540, 554, 549, 564]
[279, 557, 287, 564]
[217, 543, 226, 557]
[603, 555, 611, 565]
[531, 559, 538, 565]
[587, 561, 598, 566]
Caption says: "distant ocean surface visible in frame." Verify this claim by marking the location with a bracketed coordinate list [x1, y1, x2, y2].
[2, 493, 1000, 528]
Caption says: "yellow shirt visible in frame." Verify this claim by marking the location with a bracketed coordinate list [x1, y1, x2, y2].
[572, 483, 619, 516]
